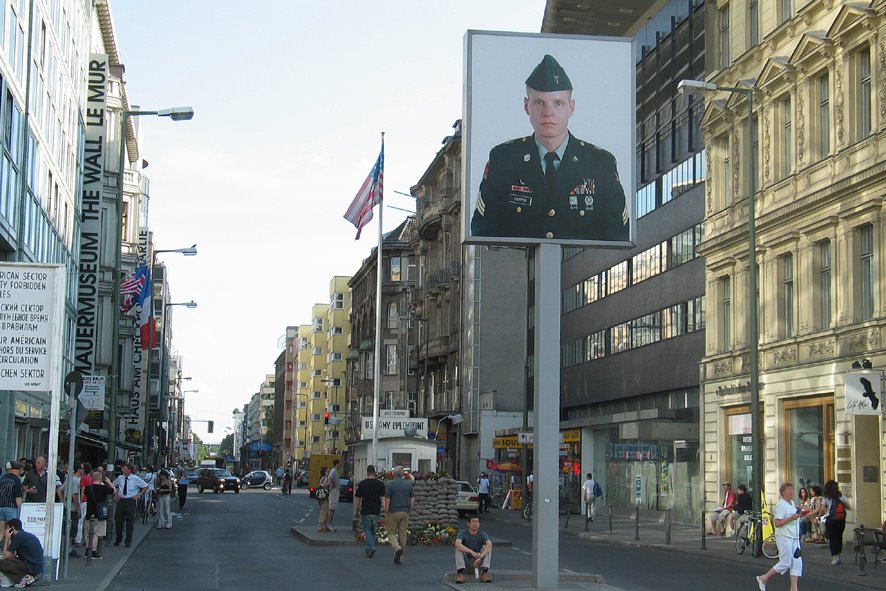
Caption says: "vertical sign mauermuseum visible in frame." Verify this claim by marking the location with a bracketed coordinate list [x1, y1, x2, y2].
[74, 54, 108, 378]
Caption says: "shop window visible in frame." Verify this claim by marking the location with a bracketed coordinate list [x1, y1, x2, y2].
[724, 407, 754, 488]
[783, 397, 834, 490]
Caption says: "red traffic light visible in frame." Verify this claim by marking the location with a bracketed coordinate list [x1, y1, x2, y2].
[324, 412, 330, 425]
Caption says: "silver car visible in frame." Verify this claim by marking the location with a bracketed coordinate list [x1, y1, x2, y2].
[455, 481, 480, 517]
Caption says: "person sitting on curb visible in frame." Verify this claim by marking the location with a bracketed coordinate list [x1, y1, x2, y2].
[0, 518, 42, 588]
[708, 481, 736, 535]
[454, 515, 493, 584]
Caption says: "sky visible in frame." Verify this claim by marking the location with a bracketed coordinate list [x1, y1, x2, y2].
[110, 1, 545, 443]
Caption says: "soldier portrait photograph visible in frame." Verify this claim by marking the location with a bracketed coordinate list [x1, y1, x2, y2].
[464, 32, 634, 245]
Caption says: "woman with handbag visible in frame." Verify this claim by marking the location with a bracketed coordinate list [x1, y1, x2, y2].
[756, 482, 805, 591]
[83, 471, 116, 559]
[317, 467, 331, 532]
[156, 471, 174, 529]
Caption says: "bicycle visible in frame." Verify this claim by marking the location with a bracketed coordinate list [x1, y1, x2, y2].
[735, 511, 778, 559]
[522, 493, 533, 520]
[140, 490, 157, 524]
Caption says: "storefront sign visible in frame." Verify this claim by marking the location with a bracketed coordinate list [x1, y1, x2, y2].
[362, 416, 427, 438]
[844, 370, 882, 415]
[716, 382, 752, 397]
[494, 430, 580, 449]
[380, 409, 409, 418]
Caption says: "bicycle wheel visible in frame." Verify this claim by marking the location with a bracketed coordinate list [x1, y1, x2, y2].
[750, 523, 760, 558]
[736, 522, 749, 554]
[762, 535, 779, 559]
[522, 502, 533, 520]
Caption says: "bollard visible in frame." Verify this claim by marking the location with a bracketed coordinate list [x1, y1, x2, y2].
[634, 504, 640, 541]
[665, 508, 672, 545]
[701, 510, 707, 549]
[856, 525, 867, 577]
[608, 504, 613, 535]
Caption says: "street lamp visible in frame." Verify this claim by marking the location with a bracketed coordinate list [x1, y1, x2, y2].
[158, 302, 197, 463]
[108, 106, 194, 463]
[678, 79, 761, 518]
[432, 413, 464, 441]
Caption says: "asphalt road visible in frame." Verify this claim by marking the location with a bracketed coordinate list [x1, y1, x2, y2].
[105, 487, 871, 591]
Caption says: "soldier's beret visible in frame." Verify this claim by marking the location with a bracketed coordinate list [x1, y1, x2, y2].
[526, 55, 572, 92]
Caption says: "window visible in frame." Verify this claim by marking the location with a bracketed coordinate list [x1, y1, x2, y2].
[718, 134, 731, 207]
[719, 4, 730, 69]
[720, 276, 731, 351]
[816, 73, 830, 160]
[784, 397, 834, 490]
[748, 0, 759, 47]
[390, 256, 402, 282]
[387, 302, 399, 329]
[607, 261, 628, 295]
[312, 346, 322, 355]
[818, 240, 831, 330]
[859, 224, 874, 320]
[858, 47, 871, 139]
[782, 253, 794, 338]
[780, 96, 792, 180]
[330, 292, 344, 309]
[778, 0, 791, 26]
[385, 344, 397, 375]
[312, 369, 322, 377]
[383, 391, 395, 410]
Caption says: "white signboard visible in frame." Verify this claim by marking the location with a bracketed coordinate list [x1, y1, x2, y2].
[362, 416, 428, 439]
[20, 503, 63, 559]
[79, 375, 106, 410]
[380, 409, 409, 418]
[518, 432, 534, 444]
[844, 370, 883, 416]
[0, 264, 63, 391]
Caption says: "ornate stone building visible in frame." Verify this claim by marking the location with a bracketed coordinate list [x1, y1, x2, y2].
[699, 0, 886, 531]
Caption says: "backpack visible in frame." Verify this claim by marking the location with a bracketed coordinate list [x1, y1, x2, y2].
[316, 476, 330, 501]
[830, 499, 846, 521]
[592, 481, 603, 498]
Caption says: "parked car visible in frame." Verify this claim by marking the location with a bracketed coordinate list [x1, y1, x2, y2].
[296, 470, 309, 488]
[196, 468, 240, 494]
[338, 478, 353, 502]
[241, 470, 273, 490]
[455, 481, 480, 517]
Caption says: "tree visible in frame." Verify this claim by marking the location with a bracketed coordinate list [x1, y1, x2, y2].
[219, 433, 234, 456]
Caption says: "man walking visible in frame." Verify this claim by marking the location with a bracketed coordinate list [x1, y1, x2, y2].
[477, 473, 491, 514]
[112, 463, 147, 547]
[383, 466, 415, 565]
[326, 459, 341, 531]
[0, 462, 23, 539]
[454, 515, 493, 584]
[354, 465, 385, 558]
[582, 472, 600, 528]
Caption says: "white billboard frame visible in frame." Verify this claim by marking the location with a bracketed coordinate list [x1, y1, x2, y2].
[462, 30, 636, 247]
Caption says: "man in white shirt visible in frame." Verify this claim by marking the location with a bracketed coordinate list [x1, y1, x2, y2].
[477, 473, 491, 514]
[112, 464, 147, 548]
[582, 473, 600, 528]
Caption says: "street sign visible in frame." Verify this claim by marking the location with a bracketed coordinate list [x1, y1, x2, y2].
[518, 432, 534, 445]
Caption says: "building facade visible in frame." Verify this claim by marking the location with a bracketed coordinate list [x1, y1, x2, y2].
[700, 0, 886, 532]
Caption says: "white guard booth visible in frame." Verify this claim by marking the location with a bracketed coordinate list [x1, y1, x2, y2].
[350, 436, 438, 482]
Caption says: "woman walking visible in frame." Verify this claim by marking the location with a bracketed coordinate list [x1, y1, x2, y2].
[756, 482, 805, 591]
[176, 468, 189, 509]
[819, 480, 850, 565]
[156, 471, 174, 529]
[317, 467, 330, 532]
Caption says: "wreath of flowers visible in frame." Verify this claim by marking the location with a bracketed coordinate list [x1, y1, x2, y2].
[355, 518, 457, 546]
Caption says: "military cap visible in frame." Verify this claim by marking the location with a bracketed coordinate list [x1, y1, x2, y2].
[526, 54, 573, 92]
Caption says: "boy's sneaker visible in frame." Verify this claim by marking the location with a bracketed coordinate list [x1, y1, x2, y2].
[14, 575, 36, 588]
[91, 553, 103, 559]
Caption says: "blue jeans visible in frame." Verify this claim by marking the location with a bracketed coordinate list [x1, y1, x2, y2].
[0, 506, 19, 522]
[362, 514, 380, 553]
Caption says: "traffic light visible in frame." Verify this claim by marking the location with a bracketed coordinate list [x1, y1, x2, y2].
[207, 421, 214, 433]
[324, 412, 330, 425]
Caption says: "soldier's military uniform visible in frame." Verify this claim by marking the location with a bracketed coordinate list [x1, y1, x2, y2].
[470, 53, 629, 242]
[470, 133, 628, 241]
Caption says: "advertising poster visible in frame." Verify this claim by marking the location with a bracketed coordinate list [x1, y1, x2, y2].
[844, 370, 882, 415]
[463, 30, 635, 246]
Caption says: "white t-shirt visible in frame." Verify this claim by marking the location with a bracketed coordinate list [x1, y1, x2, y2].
[774, 498, 799, 540]
[141, 471, 157, 490]
[582, 479, 598, 499]
[478, 477, 490, 494]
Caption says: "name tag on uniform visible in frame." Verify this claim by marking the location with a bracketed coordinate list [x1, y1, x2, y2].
[509, 194, 532, 206]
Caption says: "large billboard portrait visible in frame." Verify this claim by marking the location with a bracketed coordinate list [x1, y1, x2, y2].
[463, 31, 635, 247]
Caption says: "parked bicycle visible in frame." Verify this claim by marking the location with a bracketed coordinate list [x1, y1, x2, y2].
[735, 511, 778, 559]
[139, 489, 158, 524]
[522, 492, 533, 520]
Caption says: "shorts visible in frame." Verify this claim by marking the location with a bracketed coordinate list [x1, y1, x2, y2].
[83, 518, 107, 537]
[0, 506, 19, 522]
[328, 487, 340, 511]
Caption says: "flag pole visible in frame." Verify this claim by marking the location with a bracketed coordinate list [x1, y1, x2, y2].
[371, 132, 384, 469]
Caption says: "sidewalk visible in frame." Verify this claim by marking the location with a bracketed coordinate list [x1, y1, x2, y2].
[483, 506, 886, 589]
[33, 517, 154, 590]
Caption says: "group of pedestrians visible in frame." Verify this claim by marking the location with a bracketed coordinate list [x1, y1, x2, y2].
[344, 464, 494, 583]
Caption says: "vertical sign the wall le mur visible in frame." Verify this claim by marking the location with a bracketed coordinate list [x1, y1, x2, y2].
[75, 54, 108, 427]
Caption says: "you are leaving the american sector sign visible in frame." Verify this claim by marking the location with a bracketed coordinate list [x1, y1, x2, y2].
[0, 264, 65, 391]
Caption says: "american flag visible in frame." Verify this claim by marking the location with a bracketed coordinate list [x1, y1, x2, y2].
[120, 262, 148, 313]
[343, 143, 384, 240]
